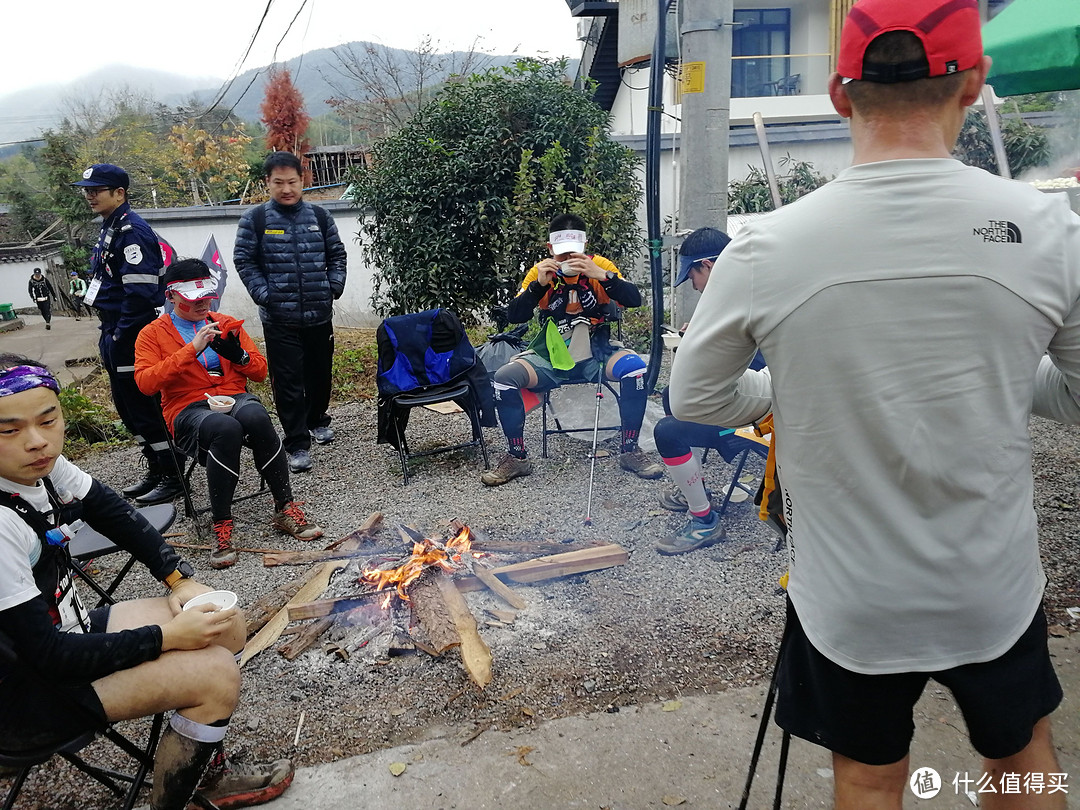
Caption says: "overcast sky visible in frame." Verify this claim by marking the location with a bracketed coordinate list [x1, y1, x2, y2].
[4, 0, 583, 96]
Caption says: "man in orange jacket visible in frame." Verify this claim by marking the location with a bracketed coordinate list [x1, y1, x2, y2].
[135, 259, 323, 569]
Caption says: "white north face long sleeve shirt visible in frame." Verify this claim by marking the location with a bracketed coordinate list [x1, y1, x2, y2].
[671, 158, 1080, 674]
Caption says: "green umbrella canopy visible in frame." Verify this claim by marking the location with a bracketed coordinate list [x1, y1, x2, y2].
[984, 0, 1080, 96]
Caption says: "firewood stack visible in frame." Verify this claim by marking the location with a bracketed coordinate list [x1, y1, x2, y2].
[243, 511, 629, 691]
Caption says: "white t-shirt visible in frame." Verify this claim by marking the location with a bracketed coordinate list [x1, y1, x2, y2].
[671, 158, 1080, 674]
[0, 456, 93, 630]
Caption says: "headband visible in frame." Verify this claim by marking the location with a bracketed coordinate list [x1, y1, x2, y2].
[0, 365, 61, 398]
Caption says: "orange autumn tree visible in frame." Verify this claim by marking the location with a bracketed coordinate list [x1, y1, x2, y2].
[260, 67, 313, 185]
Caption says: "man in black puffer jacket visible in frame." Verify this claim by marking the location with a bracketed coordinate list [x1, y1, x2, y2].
[234, 152, 348, 473]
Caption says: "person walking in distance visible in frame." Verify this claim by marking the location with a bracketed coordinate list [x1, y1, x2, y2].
[671, 1, 1080, 806]
[27, 269, 55, 330]
[70, 164, 184, 505]
[234, 152, 347, 474]
[69, 270, 88, 321]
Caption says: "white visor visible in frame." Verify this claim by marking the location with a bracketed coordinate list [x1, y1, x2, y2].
[166, 276, 218, 301]
[549, 229, 587, 255]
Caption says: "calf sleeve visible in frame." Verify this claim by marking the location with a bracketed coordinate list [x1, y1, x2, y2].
[611, 353, 648, 452]
[150, 718, 228, 810]
[199, 414, 243, 522]
[233, 403, 292, 508]
[493, 362, 533, 457]
[663, 451, 712, 517]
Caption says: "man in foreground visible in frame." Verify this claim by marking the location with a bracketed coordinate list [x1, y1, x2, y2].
[234, 152, 348, 475]
[671, 1, 1080, 806]
[482, 213, 663, 486]
[0, 355, 293, 809]
[70, 164, 184, 505]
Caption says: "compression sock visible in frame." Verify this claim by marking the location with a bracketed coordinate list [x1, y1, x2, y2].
[663, 451, 712, 516]
[150, 716, 229, 810]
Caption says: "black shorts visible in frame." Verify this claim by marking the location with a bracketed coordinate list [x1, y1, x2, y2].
[0, 606, 112, 752]
[775, 599, 1062, 765]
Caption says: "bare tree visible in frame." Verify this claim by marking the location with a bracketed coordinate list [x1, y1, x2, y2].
[321, 36, 496, 142]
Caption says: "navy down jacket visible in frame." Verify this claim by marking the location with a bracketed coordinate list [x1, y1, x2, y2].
[234, 199, 348, 327]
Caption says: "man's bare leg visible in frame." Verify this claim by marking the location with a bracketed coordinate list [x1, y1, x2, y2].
[833, 753, 908, 810]
[981, 717, 1065, 810]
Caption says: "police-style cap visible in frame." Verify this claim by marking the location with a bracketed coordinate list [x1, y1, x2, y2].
[675, 227, 731, 287]
[71, 164, 130, 189]
[838, 0, 982, 83]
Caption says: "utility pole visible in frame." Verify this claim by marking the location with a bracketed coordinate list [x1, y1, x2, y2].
[676, 0, 733, 323]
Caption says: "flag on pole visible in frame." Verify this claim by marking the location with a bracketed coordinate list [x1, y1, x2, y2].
[200, 234, 228, 312]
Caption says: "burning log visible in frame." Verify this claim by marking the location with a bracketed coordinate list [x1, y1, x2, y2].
[410, 569, 492, 688]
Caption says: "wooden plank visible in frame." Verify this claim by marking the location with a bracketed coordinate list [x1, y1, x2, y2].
[456, 544, 628, 591]
[263, 537, 363, 567]
[434, 570, 492, 689]
[325, 512, 383, 551]
[246, 566, 326, 637]
[472, 565, 527, 610]
[288, 591, 384, 621]
[280, 616, 335, 660]
[240, 560, 347, 667]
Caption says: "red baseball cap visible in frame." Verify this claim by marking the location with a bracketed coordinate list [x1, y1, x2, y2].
[837, 0, 982, 83]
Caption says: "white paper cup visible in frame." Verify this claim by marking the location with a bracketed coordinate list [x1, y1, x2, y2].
[207, 395, 235, 413]
[182, 590, 238, 612]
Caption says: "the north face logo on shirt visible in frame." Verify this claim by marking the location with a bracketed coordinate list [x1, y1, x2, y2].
[973, 220, 1022, 243]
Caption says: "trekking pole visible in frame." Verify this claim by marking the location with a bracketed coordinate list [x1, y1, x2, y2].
[583, 365, 605, 526]
[738, 614, 793, 810]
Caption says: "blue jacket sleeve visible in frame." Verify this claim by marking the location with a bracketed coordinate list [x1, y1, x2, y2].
[234, 208, 270, 306]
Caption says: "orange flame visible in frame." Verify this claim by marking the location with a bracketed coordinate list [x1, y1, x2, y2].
[362, 526, 472, 601]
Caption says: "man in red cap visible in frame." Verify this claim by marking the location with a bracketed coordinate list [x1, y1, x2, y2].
[671, 0, 1080, 806]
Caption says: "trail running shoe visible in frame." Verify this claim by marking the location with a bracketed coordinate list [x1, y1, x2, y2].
[618, 448, 664, 479]
[287, 450, 312, 473]
[656, 511, 727, 555]
[309, 426, 335, 444]
[209, 519, 238, 569]
[194, 752, 294, 809]
[480, 453, 534, 487]
[272, 502, 324, 541]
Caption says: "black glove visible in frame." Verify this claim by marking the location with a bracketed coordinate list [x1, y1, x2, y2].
[209, 330, 248, 365]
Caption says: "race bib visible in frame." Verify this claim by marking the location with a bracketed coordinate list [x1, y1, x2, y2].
[84, 278, 102, 306]
[124, 244, 144, 265]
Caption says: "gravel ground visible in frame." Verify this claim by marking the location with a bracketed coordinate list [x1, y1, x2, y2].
[8, 393, 1080, 809]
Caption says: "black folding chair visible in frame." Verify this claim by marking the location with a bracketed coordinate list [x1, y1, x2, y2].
[68, 503, 176, 607]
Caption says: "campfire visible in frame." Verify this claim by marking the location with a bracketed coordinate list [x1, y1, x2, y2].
[240, 513, 630, 691]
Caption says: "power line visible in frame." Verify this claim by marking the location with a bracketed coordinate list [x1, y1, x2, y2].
[201, 0, 279, 118]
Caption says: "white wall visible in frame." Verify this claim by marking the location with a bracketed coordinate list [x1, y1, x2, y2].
[141, 203, 380, 329]
[0, 254, 67, 314]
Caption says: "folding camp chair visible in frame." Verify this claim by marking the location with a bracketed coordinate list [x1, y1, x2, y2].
[376, 308, 491, 484]
[539, 302, 626, 458]
[68, 502, 177, 607]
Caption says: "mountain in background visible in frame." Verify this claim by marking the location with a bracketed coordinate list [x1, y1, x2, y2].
[0, 45, 578, 154]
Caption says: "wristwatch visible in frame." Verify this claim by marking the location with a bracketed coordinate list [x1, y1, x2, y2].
[163, 560, 196, 590]
[603, 270, 617, 283]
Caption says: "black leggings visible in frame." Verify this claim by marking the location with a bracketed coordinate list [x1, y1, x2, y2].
[177, 401, 291, 521]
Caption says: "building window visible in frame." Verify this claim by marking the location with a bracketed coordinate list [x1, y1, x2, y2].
[732, 8, 793, 98]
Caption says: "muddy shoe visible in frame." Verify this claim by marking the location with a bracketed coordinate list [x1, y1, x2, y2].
[273, 501, 324, 541]
[656, 511, 727, 555]
[481, 453, 534, 487]
[193, 753, 294, 809]
[657, 485, 716, 512]
[619, 448, 664, 479]
[209, 519, 238, 569]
